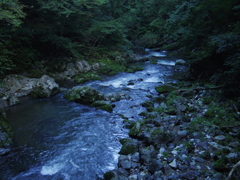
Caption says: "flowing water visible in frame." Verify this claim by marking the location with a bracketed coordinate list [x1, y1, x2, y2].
[0, 50, 187, 180]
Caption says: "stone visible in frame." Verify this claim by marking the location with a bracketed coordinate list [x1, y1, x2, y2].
[139, 146, 158, 164]
[169, 159, 178, 169]
[229, 141, 240, 148]
[177, 130, 188, 138]
[120, 160, 131, 169]
[119, 139, 138, 155]
[181, 170, 201, 180]
[194, 157, 205, 163]
[214, 135, 226, 141]
[131, 152, 140, 162]
[148, 159, 163, 173]
[226, 152, 238, 159]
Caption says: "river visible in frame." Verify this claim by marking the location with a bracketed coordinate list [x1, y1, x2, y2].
[0, 50, 187, 180]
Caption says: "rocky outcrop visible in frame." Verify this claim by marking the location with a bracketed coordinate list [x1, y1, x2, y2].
[0, 74, 59, 107]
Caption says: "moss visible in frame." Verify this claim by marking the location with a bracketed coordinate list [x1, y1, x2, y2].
[64, 86, 103, 104]
[119, 139, 137, 155]
[149, 59, 158, 64]
[91, 101, 114, 112]
[97, 59, 126, 76]
[129, 122, 141, 137]
[97, 104, 113, 112]
[126, 66, 143, 73]
[0, 110, 13, 147]
[214, 158, 229, 172]
[155, 84, 178, 94]
[103, 171, 115, 180]
[139, 111, 147, 116]
[74, 72, 102, 84]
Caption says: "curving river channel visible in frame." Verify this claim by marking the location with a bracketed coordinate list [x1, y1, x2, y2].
[0, 50, 186, 180]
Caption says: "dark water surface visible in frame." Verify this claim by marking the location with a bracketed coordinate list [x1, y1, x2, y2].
[0, 51, 187, 180]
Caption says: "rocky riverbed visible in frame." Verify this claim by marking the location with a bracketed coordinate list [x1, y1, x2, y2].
[102, 84, 240, 180]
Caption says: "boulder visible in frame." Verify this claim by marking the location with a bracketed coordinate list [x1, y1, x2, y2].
[64, 86, 104, 104]
[3, 74, 37, 97]
[32, 75, 59, 98]
[75, 60, 91, 72]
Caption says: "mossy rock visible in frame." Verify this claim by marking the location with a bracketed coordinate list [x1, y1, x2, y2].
[90, 101, 114, 112]
[119, 138, 138, 155]
[103, 171, 115, 180]
[64, 86, 104, 105]
[123, 120, 135, 129]
[155, 84, 178, 94]
[126, 66, 143, 73]
[74, 72, 102, 84]
[98, 104, 114, 112]
[129, 122, 141, 138]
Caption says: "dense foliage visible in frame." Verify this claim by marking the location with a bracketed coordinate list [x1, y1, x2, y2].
[0, 0, 239, 95]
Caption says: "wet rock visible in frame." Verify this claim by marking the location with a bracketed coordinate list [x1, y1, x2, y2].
[131, 152, 140, 162]
[148, 159, 163, 174]
[128, 122, 141, 138]
[119, 160, 132, 170]
[119, 139, 138, 155]
[169, 174, 181, 180]
[139, 146, 158, 164]
[181, 170, 201, 180]
[64, 86, 104, 104]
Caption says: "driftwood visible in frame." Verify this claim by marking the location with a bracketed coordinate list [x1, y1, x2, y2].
[226, 160, 240, 180]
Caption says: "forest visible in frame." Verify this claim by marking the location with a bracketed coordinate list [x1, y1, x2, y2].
[0, 0, 240, 95]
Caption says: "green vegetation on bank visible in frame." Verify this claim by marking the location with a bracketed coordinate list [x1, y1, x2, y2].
[0, 110, 13, 148]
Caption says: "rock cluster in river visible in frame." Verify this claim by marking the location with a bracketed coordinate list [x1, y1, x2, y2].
[103, 85, 240, 180]
[64, 86, 131, 112]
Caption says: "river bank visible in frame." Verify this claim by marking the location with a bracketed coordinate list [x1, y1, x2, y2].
[102, 83, 240, 179]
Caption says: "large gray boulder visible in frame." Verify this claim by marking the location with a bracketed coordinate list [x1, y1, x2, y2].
[3, 74, 37, 97]
[32, 75, 59, 98]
